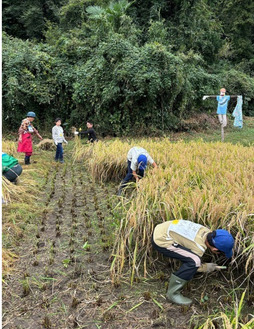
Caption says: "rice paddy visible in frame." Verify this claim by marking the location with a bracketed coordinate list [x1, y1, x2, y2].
[2, 135, 254, 329]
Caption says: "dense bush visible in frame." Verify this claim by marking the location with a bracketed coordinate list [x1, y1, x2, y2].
[2, 0, 254, 134]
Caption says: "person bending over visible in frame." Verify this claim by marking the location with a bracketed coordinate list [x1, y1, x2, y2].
[152, 219, 234, 305]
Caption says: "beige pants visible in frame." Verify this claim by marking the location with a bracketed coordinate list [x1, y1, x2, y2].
[218, 114, 227, 127]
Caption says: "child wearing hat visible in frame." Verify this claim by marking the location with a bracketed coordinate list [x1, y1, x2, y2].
[118, 146, 157, 195]
[17, 112, 43, 165]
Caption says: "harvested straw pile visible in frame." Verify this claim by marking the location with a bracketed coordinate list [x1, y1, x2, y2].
[36, 138, 55, 151]
[2, 141, 43, 276]
[74, 138, 254, 283]
[2, 140, 17, 156]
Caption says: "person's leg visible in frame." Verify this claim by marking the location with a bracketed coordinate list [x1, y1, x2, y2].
[152, 237, 200, 305]
[58, 143, 64, 163]
[55, 144, 60, 161]
[25, 152, 32, 165]
[118, 161, 133, 195]
[152, 239, 200, 280]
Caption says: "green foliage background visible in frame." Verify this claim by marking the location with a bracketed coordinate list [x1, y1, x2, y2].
[2, 0, 254, 134]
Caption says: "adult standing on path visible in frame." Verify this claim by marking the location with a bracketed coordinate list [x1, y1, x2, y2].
[118, 146, 157, 195]
[17, 112, 43, 165]
[152, 219, 234, 306]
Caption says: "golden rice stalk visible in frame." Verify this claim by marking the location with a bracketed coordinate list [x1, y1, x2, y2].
[74, 138, 254, 281]
[2, 140, 17, 156]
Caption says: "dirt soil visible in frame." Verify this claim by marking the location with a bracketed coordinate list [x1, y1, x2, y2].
[2, 148, 244, 329]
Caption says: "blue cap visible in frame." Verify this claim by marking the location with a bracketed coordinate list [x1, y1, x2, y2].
[213, 229, 234, 258]
[137, 154, 147, 171]
[27, 112, 36, 118]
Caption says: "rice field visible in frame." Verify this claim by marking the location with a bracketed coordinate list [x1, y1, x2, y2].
[73, 138, 254, 284]
[2, 138, 253, 328]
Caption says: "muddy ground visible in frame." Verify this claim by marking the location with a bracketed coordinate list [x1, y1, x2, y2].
[2, 146, 251, 329]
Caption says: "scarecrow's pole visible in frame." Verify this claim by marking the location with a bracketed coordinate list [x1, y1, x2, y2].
[221, 123, 224, 142]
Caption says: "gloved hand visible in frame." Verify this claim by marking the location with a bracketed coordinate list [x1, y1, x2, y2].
[65, 140, 68, 144]
[55, 141, 58, 146]
[74, 131, 79, 135]
[202, 96, 209, 100]
[198, 263, 218, 273]
[204, 263, 218, 273]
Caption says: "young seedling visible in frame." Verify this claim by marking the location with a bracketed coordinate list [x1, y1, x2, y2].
[86, 222, 92, 229]
[32, 257, 39, 266]
[82, 241, 91, 251]
[48, 255, 54, 265]
[42, 316, 51, 329]
[62, 258, 71, 268]
[21, 278, 30, 297]
[71, 297, 80, 309]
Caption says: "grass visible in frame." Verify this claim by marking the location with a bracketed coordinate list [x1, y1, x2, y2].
[194, 291, 254, 329]
[175, 116, 254, 146]
[2, 140, 49, 276]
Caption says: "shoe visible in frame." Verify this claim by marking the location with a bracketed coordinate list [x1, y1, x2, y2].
[166, 274, 192, 305]
[24, 156, 31, 165]
[59, 160, 64, 163]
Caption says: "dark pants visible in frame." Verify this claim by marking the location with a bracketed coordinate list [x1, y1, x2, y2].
[55, 143, 63, 161]
[120, 160, 144, 188]
[152, 235, 200, 281]
[24, 152, 32, 165]
[3, 164, 23, 182]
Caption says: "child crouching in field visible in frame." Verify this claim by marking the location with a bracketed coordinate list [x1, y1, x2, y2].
[52, 118, 68, 163]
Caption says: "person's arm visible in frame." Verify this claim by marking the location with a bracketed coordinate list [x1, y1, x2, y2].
[131, 160, 139, 181]
[18, 126, 24, 142]
[33, 126, 43, 140]
[63, 132, 68, 144]
[52, 127, 58, 145]
[147, 154, 157, 169]
[80, 129, 89, 135]
[132, 170, 139, 182]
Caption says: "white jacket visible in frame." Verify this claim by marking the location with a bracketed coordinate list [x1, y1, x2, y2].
[52, 126, 67, 144]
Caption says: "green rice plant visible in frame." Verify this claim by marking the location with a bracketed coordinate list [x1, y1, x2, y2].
[195, 291, 254, 329]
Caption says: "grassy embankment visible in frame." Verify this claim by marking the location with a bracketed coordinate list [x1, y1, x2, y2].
[2, 140, 49, 275]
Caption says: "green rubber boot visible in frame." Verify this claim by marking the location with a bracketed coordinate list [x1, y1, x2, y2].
[166, 274, 192, 305]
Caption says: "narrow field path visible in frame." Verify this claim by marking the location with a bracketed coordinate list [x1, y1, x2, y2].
[2, 146, 213, 329]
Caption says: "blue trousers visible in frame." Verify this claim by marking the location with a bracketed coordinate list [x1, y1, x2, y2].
[121, 160, 144, 188]
[55, 143, 63, 161]
[152, 236, 200, 281]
